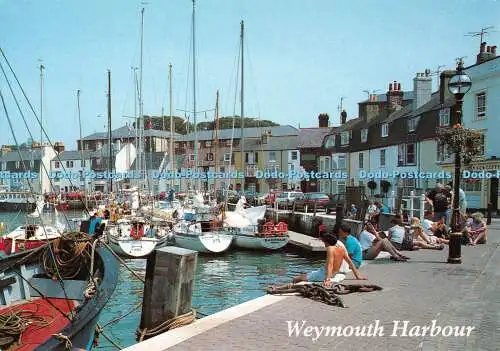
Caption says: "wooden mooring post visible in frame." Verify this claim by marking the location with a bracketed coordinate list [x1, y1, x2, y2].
[139, 247, 198, 340]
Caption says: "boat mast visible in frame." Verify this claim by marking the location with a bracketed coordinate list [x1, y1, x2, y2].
[76, 89, 88, 208]
[169, 63, 174, 189]
[138, 7, 145, 189]
[214, 90, 219, 195]
[39, 63, 44, 145]
[107, 70, 113, 193]
[192, 0, 199, 190]
[240, 20, 245, 192]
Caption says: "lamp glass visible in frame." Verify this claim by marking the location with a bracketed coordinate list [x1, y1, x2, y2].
[448, 73, 472, 95]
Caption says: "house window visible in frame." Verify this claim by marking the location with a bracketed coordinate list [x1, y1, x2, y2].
[380, 149, 386, 167]
[29, 160, 34, 168]
[55, 161, 60, 169]
[224, 153, 231, 162]
[436, 142, 449, 162]
[337, 181, 346, 194]
[246, 152, 258, 164]
[220, 167, 225, 173]
[341, 131, 349, 145]
[358, 153, 364, 169]
[269, 151, 276, 161]
[381, 123, 389, 137]
[360, 129, 368, 143]
[205, 141, 212, 147]
[439, 108, 450, 127]
[291, 151, 298, 160]
[1, 162, 5, 171]
[206, 153, 214, 161]
[475, 92, 486, 120]
[338, 155, 346, 169]
[408, 117, 420, 132]
[225, 140, 232, 147]
[479, 134, 486, 156]
[398, 143, 416, 166]
[66, 161, 74, 168]
[189, 154, 195, 161]
[96, 158, 102, 166]
[15, 161, 20, 169]
[324, 135, 335, 148]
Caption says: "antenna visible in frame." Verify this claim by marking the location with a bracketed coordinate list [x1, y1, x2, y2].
[337, 96, 346, 113]
[465, 26, 496, 47]
[429, 64, 445, 88]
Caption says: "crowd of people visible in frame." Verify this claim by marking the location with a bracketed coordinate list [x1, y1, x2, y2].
[294, 182, 490, 286]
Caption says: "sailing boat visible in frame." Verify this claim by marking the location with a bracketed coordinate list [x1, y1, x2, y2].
[222, 22, 289, 250]
[0, 47, 118, 349]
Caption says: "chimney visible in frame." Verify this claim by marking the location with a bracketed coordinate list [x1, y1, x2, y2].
[439, 70, 456, 104]
[340, 110, 347, 124]
[386, 81, 404, 110]
[480, 42, 486, 53]
[54, 142, 65, 153]
[318, 113, 329, 128]
[413, 70, 432, 111]
[476, 41, 497, 64]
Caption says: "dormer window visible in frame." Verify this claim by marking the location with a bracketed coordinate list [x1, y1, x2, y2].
[408, 117, 420, 132]
[205, 141, 212, 147]
[360, 129, 368, 143]
[224, 153, 232, 162]
[341, 131, 349, 145]
[381, 123, 389, 137]
[206, 153, 214, 161]
[324, 135, 335, 148]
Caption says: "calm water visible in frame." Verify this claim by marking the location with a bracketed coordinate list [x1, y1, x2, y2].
[0, 212, 322, 349]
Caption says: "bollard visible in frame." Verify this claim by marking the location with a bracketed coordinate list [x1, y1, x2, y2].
[139, 247, 198, 340]
[487, 202, 492, 225]
[447, 233, 462, 264]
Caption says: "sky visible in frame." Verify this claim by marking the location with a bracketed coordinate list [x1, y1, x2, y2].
[0, 0, 499, 150]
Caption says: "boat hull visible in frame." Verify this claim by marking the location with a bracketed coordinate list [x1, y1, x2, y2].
[0, 202, 36, 212]
[107, 235, 168, 258]
[233, 234, 289, 250]
[0, 238, 49, 255]
[173, 232, 233, 253]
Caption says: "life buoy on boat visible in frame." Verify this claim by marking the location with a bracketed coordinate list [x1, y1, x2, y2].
[130, 224, 144, 240]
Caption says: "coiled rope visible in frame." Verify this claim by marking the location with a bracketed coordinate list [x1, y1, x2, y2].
[0, 304, 54, 348]
[136, 310, 196, 342]
[267, 283, 383, 307]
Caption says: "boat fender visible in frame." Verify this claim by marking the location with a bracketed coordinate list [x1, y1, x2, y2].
[130, 225, 144, 240]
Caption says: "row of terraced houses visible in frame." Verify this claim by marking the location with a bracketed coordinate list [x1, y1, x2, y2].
[0, 43, 498, 211]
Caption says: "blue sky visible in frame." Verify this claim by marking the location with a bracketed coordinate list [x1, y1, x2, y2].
[0, 0, 499, 149]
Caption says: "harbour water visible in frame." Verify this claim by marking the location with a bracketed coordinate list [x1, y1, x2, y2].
[0, 212, 322, 349]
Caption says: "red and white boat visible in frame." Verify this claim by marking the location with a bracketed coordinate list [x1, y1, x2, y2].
[0, 224, 62, 255]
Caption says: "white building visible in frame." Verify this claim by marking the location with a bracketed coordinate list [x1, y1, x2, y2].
[460, 42, 499, 210]
[50, 150, 92, 193]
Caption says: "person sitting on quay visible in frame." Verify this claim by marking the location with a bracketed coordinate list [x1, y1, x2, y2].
[358, 221, 409, 261]
[464, 212, 488, 246]
[409, 217, 445, 250]
[366, 201, 379, 220]
[337, 224, 363, 269]
[292, 230, 366, 284]
[387, 215, 443, 251]
[422, 211, 449, 244]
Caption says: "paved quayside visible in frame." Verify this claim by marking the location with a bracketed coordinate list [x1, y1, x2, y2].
[124, 220, 500, 351]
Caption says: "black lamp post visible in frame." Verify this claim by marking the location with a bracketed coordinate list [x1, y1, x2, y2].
[447, 59, 472, 264]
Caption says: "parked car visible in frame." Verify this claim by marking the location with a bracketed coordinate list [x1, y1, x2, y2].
[275, 191, 304, 209]
[293, 192, 330, 212]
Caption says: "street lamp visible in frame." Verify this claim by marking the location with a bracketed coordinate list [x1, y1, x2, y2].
[447, 58, 472, 264]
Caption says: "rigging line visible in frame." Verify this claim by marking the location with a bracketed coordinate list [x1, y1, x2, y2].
[0, 61, 75, 229]
[100, 301, 142, 329]
[0, 67, 74, 318]
[0, 48, 92, 216]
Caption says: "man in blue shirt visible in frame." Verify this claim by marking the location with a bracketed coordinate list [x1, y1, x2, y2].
[337, 223, 363, 268]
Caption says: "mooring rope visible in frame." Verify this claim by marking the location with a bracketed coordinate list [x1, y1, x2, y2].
[267, 283, 383, 308]
[136, 310, 197, 342]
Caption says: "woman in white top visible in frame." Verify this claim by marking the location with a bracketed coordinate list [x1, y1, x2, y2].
[359, 222, 409, 261]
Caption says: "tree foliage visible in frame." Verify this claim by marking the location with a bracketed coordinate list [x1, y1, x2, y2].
[136, 115, 279, 135]
[437, 124, 483, 166]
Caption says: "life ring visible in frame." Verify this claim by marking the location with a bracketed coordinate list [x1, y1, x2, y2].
[130, 224, 144, 240]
